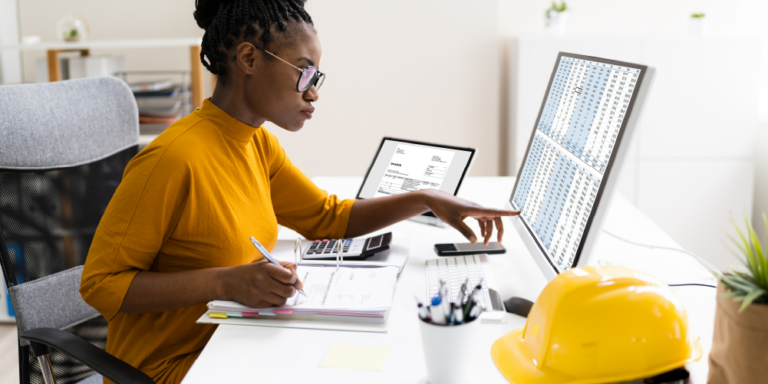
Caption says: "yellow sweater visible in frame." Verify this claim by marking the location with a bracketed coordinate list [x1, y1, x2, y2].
[80, 99, 354, 384]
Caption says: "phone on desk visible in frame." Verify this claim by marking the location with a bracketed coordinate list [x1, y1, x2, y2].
[434, 242, 506, 256]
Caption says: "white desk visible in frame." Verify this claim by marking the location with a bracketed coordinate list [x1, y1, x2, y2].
[183, 177, 717, 383]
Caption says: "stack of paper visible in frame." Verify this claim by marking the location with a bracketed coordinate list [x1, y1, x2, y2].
[206, 266, 398, 324]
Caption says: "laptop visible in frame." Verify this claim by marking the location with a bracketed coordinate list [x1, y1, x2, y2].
[356, 137, 476, 225]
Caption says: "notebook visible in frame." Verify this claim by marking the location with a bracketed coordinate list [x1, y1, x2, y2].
[197, 265, 399, 332]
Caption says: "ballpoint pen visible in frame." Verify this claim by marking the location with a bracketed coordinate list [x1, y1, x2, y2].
[456, 277, 469, 305]
[464, 278, 484, 317]
[250, 237, 307, 297]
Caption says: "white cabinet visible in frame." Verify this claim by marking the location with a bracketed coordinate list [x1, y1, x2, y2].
[506, 37, 759, 268]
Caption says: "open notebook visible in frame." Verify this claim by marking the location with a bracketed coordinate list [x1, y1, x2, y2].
[198, 265, 399, 332]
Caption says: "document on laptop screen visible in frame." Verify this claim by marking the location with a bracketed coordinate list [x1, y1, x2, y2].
[357, 139, 474, 199]
[374, 144, 456, 197]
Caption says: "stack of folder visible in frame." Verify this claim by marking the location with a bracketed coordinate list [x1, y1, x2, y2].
[205, 265, 398, 325]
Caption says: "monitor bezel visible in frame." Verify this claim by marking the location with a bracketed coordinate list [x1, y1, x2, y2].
[508, 52, 650, 277]
[355, 137, 477, 200]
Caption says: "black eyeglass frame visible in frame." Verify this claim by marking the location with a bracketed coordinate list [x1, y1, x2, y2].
[230, 43, 325, 93]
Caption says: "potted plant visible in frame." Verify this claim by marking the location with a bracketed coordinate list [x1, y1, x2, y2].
[708, 214, 768, 383]
[545, 2, 568, 37]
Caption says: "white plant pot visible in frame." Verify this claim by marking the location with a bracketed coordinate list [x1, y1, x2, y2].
[688, 18, 705, 38]
[546, 11, 569, 37]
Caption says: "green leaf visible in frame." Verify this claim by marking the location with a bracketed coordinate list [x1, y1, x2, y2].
[746, 215, 768, 288]
[721, 274, 756, 292]
[733, 218, 759, 277]
[739, 288, 766, 312]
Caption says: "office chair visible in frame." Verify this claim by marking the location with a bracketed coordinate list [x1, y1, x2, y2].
[0, 77, 153, 384]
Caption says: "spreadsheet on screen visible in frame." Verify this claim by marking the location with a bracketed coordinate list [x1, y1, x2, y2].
[512, 55, 642, 272]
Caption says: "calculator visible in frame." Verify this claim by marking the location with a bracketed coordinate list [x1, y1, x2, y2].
[302, 233, 392, 260]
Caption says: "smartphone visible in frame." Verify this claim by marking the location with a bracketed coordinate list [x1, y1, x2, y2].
[434, 242, 506, 256]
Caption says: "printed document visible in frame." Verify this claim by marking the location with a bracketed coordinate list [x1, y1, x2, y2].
[374, 144, 455, 198]
[285, 266, 398, 309]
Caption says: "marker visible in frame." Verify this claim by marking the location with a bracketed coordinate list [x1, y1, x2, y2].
[430, 296, 447, 324]
[250, 237, 306, 297]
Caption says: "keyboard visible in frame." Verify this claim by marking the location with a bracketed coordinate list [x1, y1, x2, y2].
[425, 255, 493, 310]
[303, 232, 392, 260]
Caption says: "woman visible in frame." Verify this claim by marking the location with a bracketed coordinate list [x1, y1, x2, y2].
[80, 0, 519, 382]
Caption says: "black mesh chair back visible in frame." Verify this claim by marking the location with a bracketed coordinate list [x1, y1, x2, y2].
[0, 77, 140, 384]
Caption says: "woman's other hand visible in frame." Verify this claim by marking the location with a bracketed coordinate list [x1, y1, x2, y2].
[423, 189, 520, 245]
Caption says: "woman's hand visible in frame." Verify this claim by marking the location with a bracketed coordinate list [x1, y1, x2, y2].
[346, 188, 521, 242]
[221, 259, 304, 308]
[423, 189, 520, 245]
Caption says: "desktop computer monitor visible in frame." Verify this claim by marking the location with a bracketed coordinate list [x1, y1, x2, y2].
[506, 52, 654, 281]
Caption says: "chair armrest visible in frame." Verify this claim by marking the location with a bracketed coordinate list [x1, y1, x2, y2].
[20, 328, 154, 384]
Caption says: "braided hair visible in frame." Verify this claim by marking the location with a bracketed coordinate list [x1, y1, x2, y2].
[194, 0, 313, 78]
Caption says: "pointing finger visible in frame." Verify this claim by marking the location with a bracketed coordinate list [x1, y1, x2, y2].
[495, 216, 505, 242]
[465, 208, 521, 218]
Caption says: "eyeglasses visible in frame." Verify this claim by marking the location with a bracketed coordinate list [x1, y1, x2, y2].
[231, 43, 325, 93]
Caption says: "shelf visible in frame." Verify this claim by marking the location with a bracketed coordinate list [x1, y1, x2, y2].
[0, 37, 202, 51]
[0, 314, 15, 324]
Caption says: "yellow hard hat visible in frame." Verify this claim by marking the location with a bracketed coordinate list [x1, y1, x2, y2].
[491, 265, 702, 384]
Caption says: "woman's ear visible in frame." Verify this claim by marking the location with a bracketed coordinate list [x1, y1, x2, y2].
[234, 42, 258, 75]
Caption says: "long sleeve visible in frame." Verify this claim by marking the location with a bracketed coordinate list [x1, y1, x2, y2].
[264, 132, 355, 240]
[80, 145, 190, 321]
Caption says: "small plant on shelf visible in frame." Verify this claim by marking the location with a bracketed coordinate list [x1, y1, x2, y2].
[720, 214, 768, 311]
[547, 1, 567, 14]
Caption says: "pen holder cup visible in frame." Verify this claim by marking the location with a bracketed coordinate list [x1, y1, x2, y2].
[419, 316, 481, 384]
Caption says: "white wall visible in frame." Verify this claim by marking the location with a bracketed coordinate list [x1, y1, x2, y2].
[499, 0, 768, 260]
[16, 0, 501, 178]
[269, 1, 500, 177]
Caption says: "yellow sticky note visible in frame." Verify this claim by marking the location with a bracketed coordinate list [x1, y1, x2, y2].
[320, 344, 389, 371]
[208, 312, 228, 319]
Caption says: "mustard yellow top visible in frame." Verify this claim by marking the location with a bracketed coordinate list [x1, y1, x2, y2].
[80, 99, 354, 384]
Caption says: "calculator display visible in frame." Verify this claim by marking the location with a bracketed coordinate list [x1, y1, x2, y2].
[511, 54, 645, 273]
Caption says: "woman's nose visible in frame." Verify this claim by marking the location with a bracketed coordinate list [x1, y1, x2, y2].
[303, 86, 319, 102]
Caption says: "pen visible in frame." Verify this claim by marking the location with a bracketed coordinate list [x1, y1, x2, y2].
[250, 237, 307, 297]
[456, 277, 469, 305]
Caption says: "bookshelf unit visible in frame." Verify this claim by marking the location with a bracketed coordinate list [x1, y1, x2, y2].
[0, 38, 215, 109]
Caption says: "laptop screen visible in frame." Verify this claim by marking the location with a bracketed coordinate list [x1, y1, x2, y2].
[357, 138, 475, 199]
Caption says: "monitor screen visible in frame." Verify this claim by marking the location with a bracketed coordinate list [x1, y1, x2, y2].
[357, 138, 475, 199]
[510, 53, 646, 273]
